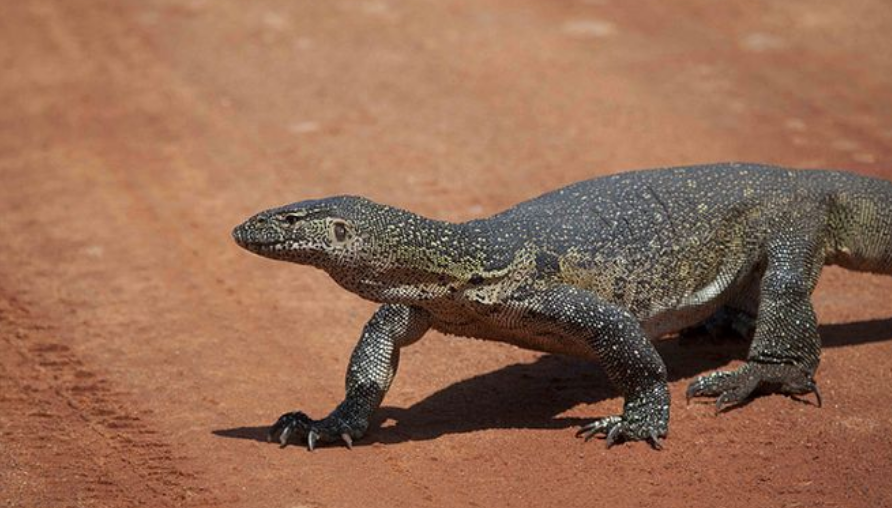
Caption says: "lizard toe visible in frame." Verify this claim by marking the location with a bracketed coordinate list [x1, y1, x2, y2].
[269, 411, 314, 448]
[576, 416, 621, 442]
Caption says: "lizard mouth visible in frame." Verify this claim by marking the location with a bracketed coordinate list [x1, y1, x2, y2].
[243, 241, 293, 254]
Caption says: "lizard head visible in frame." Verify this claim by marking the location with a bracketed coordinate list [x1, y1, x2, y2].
[232, 196, 380, 269]
[233, 196, 489, 303]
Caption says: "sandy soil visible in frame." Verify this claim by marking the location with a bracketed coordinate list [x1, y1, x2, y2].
[2, 1, 892, 507]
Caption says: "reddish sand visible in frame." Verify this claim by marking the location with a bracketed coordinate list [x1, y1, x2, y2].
[2, 1, 891, 507]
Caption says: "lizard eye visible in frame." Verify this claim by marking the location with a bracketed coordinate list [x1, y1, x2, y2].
[331, 219, 350, 243]
[332, 220, 349, 243]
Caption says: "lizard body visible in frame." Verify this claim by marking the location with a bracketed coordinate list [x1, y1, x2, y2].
[233, 163, 892, 449]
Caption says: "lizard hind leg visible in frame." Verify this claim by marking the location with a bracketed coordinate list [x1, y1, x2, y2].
[686, 218, 826, 412]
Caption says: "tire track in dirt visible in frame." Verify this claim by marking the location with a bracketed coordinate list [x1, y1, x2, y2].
[0, 293, 213, 508]
[0, 4, 245, 504]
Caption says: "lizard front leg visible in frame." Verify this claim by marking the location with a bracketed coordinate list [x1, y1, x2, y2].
[270, 304, 430, 450]
[531, 285, 670, 449]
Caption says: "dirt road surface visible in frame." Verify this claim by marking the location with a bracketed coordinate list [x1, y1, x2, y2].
[2, 1, 892, 507]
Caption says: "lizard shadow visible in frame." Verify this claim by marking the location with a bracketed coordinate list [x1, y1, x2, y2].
[212, 317, 892, 446]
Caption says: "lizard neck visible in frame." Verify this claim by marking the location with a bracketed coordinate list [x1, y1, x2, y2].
[325, 210, 515, 304]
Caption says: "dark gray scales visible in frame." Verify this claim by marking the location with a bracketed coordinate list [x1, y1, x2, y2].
[232, 163, 892, 450]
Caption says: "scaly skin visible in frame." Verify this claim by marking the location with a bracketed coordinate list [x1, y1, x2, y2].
[232, 163, 892, 450]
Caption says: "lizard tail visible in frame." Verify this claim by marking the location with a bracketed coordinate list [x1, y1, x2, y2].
[824, 172, 892, 275]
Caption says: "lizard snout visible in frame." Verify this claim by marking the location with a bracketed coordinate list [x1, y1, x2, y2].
[231, 222, 248, 247]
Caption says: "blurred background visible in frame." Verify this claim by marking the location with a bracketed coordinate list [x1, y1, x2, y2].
[1, 1, 891, 507]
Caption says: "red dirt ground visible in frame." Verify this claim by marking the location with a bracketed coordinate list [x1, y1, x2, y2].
[2, 1, 892, 507]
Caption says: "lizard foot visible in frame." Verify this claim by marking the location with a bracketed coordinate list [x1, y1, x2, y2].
[577, 382, 670, 449]
[679, 307, 755, 345]
[686, 363, 821, 413]
[576, 413, 667, 450]
[268, 411, 356, 451]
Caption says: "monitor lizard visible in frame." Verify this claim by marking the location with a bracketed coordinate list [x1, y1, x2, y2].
[232, 163, 892, 450]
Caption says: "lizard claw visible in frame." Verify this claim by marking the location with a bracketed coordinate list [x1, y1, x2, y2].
[605, 423, 623, 448]
[811, 384, 823, 408]
[278, 425, 294, 448]
[576, 415, 665, 450]
[715, 391, 749, 414]
[268, 411, 357, 451]
[648, 430, 664, 450]
[790, 381, 822, 408]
